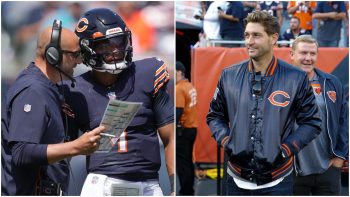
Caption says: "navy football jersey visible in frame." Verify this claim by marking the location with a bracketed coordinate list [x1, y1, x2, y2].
[64, 57, 174, 181]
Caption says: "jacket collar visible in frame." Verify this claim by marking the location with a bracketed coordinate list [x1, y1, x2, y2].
[314, 68, 331, 80]
[248, 56, 278, 77]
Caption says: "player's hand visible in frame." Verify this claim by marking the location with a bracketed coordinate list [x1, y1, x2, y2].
[74, 126, 106, 155]
[170, 192, 175, 196]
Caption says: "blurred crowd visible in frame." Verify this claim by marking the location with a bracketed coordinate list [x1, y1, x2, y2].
[193, 1, 349, 48]
[1, 1, 174, 87]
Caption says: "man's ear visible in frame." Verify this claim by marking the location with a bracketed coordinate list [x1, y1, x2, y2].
[271, 33, 279, 45]
[290, 50, 295, 60]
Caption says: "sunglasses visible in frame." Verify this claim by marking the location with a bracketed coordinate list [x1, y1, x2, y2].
[62, 50, 81, 59]
[252, 71, 262, 96]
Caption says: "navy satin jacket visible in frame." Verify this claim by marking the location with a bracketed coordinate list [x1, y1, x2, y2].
[314, 69, 348, 160]
[207, 58, 321, 169]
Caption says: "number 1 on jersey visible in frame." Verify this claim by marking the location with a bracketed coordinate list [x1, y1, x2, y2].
[117, 130, 128, 152]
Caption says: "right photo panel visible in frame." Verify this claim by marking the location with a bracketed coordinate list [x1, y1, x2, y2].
[175, 1, 349, 196]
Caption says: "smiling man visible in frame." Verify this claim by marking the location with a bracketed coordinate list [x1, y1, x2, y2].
[290, 35, 348, 195]
[207, 11, 321, 195]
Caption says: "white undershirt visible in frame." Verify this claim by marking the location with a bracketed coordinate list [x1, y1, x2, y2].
[227, 167, 292, 190]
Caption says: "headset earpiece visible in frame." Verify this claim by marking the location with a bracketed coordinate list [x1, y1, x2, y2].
[45, 20, 62, 67]
[44, 20, 76, 87]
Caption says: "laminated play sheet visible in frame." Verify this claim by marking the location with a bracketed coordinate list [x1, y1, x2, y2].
[97, 99, 142, 153]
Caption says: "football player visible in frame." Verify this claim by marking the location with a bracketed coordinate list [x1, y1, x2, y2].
[63, 8, 174, 196]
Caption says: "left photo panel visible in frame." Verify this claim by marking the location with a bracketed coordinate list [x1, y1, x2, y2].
[1, 1, 175, 196]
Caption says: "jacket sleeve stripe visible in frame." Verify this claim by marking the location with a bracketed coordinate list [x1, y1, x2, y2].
[292, 140, 300, 152]
[272, 157, 293, 179]
[228, 161, 241, 174]
[281, 143, 291, 157]
[221, 136, 229, 147]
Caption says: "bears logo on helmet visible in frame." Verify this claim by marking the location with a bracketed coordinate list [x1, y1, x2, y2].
[76, 18, 89, 33]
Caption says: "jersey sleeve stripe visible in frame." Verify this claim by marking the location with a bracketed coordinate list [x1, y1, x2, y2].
[154, 74, 170, 95]
[155, 63, 167, 76]
[154, 72, 168, 87]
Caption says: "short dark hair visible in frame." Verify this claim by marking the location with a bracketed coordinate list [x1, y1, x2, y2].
[176, 61, 186, 74]
[244, 10, 280, 35]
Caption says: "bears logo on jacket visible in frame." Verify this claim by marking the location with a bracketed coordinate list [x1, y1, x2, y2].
[311, 83, 322, 95]
[268, 90, 290, 107]
[327, 91, 337, 103]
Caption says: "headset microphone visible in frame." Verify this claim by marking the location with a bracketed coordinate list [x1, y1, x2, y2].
[55, 65, 76, 87]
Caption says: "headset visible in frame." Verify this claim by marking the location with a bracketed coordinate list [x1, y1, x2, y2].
[45, 19, 62, 67]
[45, 19, 76, 87]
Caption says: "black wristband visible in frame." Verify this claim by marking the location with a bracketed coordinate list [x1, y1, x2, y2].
[169, 174, 175, 193]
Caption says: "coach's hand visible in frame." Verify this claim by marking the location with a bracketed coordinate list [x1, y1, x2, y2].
[46, 126, 105, 163]
[73, 126, 105, 155]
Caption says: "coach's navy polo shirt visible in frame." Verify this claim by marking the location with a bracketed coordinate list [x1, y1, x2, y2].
[1, 63, 69, 195]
